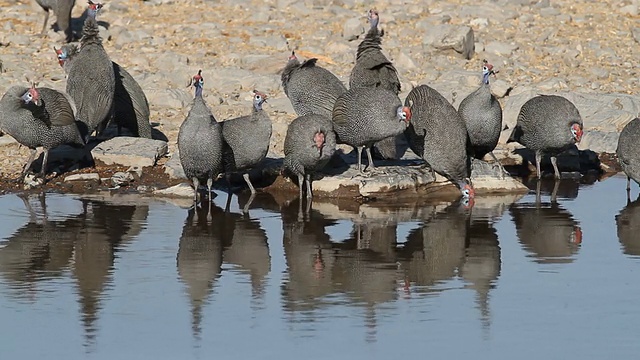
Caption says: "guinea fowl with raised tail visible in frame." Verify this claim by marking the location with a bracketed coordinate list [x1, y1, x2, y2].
[281, 51, 347, 118]
[55, 44, 152, 138]
[616, 117, 640, 192]
[35, 0, 76, 42]
[349, 9, 401, 94]
[221, 90, 272, 195]
[0, 84, 85, 179]
[349, 9, 403, 161]
[283, 114, 336, 200]
[404, 84, 475, 201]
[507, 95, 583, 179]
[178, 70, 224, 203]
[332, 87, 410, 174]
[458, 60, 505, 176]
[65, 0, 115, 141]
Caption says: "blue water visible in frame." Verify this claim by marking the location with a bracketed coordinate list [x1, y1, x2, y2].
[0, 174, 639, 359]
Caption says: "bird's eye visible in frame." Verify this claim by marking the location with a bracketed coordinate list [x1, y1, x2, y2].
[401, 111, 407, 119]
[462, 189, 469, 196]
[255, 95, 262, 101]
[26, 93, 32, 99]
[483, 66, 488, 72]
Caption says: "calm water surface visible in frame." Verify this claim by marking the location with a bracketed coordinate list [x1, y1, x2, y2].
[1, 175, 639, 359]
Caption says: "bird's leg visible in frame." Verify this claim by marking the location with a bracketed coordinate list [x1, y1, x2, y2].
[243, 172, 256, 195]
[489, 151, 506, 179]
[40, 10, 50, 36]
[365, 146, 376, 172]
[356, 146, 364, 174]
[243, 192, 255, 215]
[297, 174, 304, 201]
[627, 176, 631, 191]
[192, 177, 200, 205]
[206, 177, 213, 222]
[305, 173, 313, 200]
[550, 156, 561, 179]
[225, 173, 232, 194]
[224, 191, 232, 213]
[20, 148, 39, 179]
[535, 178, 542, 206]
[551, 177, 560, 204]
[38, 150, 50, 179]
[535, 151, 542, 179]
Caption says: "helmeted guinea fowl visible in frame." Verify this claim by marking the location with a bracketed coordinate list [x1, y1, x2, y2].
[616, 118, 640, 192]
[283, 114, 336, 200]
[0, 84, 85, 179]
[332, 87, 411, 174]
[65, 0, 115, 141]
[281, 51, 347, 118]
[35, 0, 76, 42]
[349, 9, 401, 94]
[458, 60, 505, 175]
[349, 9, 403, 161]
[178, 70, 224, 203]
[221, 90, 272, 195]
[507, 94, 583, 179]
[56, 44, 152, 138]
[404, 84, 475, 200]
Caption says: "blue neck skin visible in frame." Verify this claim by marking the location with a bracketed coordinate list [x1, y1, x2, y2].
[194, 85, 203, 98]
[483, 71, 490, 85]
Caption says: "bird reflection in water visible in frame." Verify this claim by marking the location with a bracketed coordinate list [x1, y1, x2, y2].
[0, 193, 149, 349]
[615, 193, 640, 257]
[509, 192, 582, 264]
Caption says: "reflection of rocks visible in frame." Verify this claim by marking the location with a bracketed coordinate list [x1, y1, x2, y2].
[176, 203, 225, 340]
[509, 202, 582, 264]
[616, 195, 640, 257]
[0, 193, 148, 347]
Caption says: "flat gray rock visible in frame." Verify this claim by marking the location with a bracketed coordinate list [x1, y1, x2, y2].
[64, 173, 100, 182]
[153, 183, 195, 199]
[91, 137, 168, 168]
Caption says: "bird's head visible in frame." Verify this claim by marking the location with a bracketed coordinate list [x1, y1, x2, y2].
[368, 9, 379, 28]
[482, 59, 498, 84]
[313, 131, 325, 150]
[21, 86, 41, 107]
[87, 0, 103, 18]
[570, 226, 583, 244]
[54, 46, 67, 67]
[570, 123, 583, 143]
[252, 90, 268, 110]
[397, 105, 412, 124]
[288, 51, 298, 61]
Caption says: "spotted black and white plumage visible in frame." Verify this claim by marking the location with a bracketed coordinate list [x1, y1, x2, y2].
[458, 61, 503, 166]
[507, 94, 583, 179]
[0, 85, 85, 178]
[332, 87, 410, 174]
[65, 1, 115, 141]
[220, 90, 272, 194]
[178, 70, 224, 203]
[283, 114, 336, 200]
[281, 52, 347, 118]
[616, 118, 640, 191]
[404, 84, 474, 200]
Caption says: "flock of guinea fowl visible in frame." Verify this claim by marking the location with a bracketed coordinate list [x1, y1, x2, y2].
[2, 1, 640, 207]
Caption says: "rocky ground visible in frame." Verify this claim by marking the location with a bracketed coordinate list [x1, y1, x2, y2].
[0, 0, 638, 198]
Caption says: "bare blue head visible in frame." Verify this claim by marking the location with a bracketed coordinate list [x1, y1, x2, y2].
[482, 60, 496, 85]
[252, 90, 267, 111]
[368, 9, 379, 29]
[192, 70, 204, 97]
[87, 0, 103, 19]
